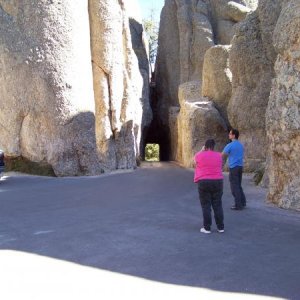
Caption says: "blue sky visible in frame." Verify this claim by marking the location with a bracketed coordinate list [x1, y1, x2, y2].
[137, 0, 164, 21]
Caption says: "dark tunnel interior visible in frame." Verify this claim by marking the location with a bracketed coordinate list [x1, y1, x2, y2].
[143, 82, 170, 161]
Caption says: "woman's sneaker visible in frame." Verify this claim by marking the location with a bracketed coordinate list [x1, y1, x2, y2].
[218, 229, 225, 233]
[200, 228, 211, 234]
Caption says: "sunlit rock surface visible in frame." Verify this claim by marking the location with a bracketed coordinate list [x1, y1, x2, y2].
[0, 0, 150, 175]
[155, 0, 254, 166]
[202, 45, 232, 125]
[175, 82, 227, 167]
[89, 0, 151, 170]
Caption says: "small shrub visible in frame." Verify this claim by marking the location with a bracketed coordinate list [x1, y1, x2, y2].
[145, 144, 160, 161]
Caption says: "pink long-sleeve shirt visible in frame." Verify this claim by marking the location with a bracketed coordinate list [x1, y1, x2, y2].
[194, 150, 223, 182]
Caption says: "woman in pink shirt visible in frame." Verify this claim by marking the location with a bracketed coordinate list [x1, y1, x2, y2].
[194, 139, 224, 234]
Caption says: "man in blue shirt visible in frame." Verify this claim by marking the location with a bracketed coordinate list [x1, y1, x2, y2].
[222, 129, 246, 210]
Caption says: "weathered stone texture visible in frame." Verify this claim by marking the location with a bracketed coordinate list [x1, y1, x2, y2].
[175, 82, 228, 167]
[0, 0, 150, 175]
[155, 0, 184, 122]
[156, 0, 255, 115]
[0, 0, 99, 176]
[266, 0, 300, 210]
[202, 45, 232, 124]
[89, 0, 151, 170]
[209, 0, 257, 45]
[156, 0, 213, 118]
[155, 0, 254, 166]
[228, 0, 282, 171]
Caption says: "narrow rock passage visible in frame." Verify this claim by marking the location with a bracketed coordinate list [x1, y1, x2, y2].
[0, 163, 299, 299]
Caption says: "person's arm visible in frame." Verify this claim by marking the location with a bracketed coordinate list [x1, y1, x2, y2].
[222, 143, 231, 168]
[193, 152, 199, 168]
[222, 152, 228, 160]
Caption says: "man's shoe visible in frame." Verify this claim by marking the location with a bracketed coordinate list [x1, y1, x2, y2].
[200, 228, 211, 234]
[231, 205, 243, 210]
[218, 229, 225, 233]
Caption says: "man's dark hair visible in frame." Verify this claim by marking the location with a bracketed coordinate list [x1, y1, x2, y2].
[205, 139, 215, 150]
[230, 128, 239, 139]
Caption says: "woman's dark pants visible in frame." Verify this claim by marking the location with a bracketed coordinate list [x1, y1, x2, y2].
[197, 179, 224, 231]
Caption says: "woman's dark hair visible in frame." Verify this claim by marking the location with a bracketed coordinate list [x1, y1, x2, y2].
[230, 128, 239, 139]
[205, 139, 215, 150]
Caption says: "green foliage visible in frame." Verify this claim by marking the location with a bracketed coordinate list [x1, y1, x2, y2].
[145, 144, 160, 161]
[143, 8, 159, 68]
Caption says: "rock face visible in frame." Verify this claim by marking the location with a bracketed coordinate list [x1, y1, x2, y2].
[0, 0, 151, 175]
[266, 0, 300, 211]
[175, 82, 228, 167]
[209, 0, 255, 45]
[155, 0, 255, 166]
[89, 0, 151, 170]
[228, 0, 282, 171]
[202, 45, 232, 125]
[156, 0, 300, 211]
[156, 0, 214, 117]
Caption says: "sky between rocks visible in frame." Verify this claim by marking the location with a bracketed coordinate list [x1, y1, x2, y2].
[137, 0, 164, 22]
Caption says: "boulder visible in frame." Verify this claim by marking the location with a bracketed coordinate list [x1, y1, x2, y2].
[209, 0, 257, 44]
[175, 82, 228, 167]
[0, 0, 99, 176]
[202, 45, 232, 124]
[0, 0, 150, 175]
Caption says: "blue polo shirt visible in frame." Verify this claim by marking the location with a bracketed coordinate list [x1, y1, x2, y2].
[223, 140, 244, 168]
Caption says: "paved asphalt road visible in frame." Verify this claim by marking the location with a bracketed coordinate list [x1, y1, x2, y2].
[0, 162, 299, 300]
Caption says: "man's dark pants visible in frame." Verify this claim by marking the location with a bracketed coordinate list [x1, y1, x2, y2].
[197, 179, 224, 231]
[229, 166, 246, 209]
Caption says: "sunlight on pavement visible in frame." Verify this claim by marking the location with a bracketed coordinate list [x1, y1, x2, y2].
[0, 175, 9, 186]
[0, 250, 284, 300]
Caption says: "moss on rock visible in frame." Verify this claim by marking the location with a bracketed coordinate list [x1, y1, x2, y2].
[5, 156, 56, 177]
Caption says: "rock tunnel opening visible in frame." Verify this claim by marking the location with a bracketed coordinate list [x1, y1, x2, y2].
[143, 77, 170, 162]
[145, 143, 160, 162]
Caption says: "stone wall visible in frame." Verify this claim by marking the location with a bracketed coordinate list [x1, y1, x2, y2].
[0, 0, 151, 176]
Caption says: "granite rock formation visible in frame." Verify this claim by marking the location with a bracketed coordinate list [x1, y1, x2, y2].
[155, 0, 255, 166]
[266, 0, 300, 211]
[202, 45, 232, 125]
[0, 0, 151, 175]
[209, 0, 256, 45]
[89, 0, 151, 170]
[175, 81, 228, 167]
[228, 0, 282, 171]
[156, 0, 300, 211]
